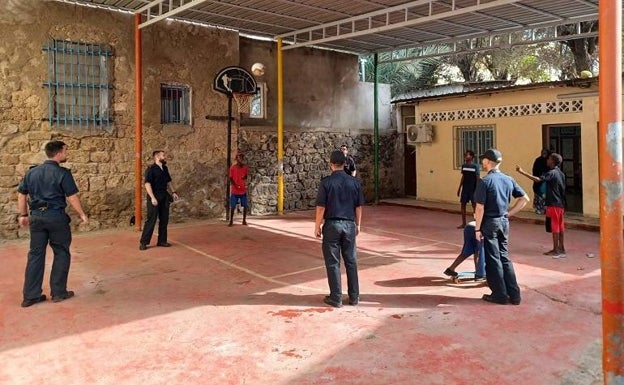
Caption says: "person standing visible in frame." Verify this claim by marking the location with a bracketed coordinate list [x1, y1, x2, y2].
[229, 151, 249, 226]
[456, 150, 480, 228]
[531, 149, 551, 214]
[139, 150, 179, 250]
[17, 140, 88, 307]
[315, 150, 365, 308]
[516, 153, 567, 257]
[340, 144, 357, 177]
[474, 149, 529, 305]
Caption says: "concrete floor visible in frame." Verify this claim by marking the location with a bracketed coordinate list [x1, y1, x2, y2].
[0, 205, 603, 385]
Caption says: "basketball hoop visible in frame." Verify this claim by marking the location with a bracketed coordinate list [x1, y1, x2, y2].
[233, 92, 254, 114]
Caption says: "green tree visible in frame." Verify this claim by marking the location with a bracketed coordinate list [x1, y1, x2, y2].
[360, 51, 443, 97]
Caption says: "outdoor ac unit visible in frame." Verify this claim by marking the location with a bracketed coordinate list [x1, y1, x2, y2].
[406, 123, 434, 144]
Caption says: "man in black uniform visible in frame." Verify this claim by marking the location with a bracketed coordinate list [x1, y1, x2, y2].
[340, 144, 357, 177]
[139, 150, 179, 250]
[474, 149, 529, 305]
[315, 150, 365, 307]
[17, 140, 89, 307]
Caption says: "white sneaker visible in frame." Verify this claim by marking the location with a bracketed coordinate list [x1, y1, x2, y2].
[553, 253, 567, 259]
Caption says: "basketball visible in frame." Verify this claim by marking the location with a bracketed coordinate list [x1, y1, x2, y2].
[251, 62, 265, 76]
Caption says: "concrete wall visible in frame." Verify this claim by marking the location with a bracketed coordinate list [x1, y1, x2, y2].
[411, 84, 600, 217]
[0, 2, 399, 239]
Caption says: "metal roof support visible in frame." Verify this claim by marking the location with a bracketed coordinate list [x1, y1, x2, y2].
[134, 13, 143, 231]
[598, 1, 624, 382]
[278, 0, 526, 51]
[137, 0, 209, 29]
[376, 19, 599, 64]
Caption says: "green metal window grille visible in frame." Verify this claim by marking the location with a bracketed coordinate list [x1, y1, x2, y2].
[161, 84, 190, 124]
[454, 125, 495, 168]
[43, 38, 113, 129]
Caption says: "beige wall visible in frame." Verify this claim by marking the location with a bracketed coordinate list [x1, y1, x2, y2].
[412, 84, 600, 217]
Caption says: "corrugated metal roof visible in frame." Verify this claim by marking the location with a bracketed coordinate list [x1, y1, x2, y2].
[61, 0, 599, 55]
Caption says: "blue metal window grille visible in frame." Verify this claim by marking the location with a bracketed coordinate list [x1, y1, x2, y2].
[43, 38, 113, 129]
[455, 125, 495, 168]
[160, 84, 190, 124]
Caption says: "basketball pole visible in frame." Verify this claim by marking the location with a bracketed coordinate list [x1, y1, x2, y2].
[134, 13, 143, 231]
[225, 94, 233, 221]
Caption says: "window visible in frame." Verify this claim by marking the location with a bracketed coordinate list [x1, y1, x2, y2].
[454, 125, 495, 168]
[249, 83, 266, 119]
[161, 84, 191, 124]
[43, 38, 113, 129]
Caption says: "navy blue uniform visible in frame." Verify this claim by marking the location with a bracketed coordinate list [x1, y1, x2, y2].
[316, 170, 365, 304]
[474, 169, 526, 303]
[17, 160, 79, 300]
[140, 163, 173, 246]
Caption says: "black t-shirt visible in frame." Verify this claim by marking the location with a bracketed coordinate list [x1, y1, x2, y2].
[145, 163, 172, 194]
[541, 167, 566, 207]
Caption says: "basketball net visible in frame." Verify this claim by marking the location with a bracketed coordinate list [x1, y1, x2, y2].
[233, 93, 253, 114]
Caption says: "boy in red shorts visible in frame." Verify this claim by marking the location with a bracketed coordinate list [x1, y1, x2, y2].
[516, 153, 566, 257]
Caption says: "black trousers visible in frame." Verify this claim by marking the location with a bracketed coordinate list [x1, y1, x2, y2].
[482, 216, 521, 302]
[322, 219, 359, 302]
[23, 211, 72, 299]
[140, 193, 170, 245]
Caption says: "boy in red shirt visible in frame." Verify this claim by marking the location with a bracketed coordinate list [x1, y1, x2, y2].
[229, 151, 249, 226]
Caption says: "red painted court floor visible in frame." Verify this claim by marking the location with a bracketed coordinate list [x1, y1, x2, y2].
[0, 204, 603, 385]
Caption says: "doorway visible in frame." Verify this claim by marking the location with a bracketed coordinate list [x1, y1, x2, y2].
[543, 124, 582, 213]
[403, 114, 416, 196]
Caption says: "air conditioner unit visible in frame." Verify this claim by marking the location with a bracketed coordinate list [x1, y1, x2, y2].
[406, 123, 434, 144]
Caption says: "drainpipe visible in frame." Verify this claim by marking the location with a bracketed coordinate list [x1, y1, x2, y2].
[599, 1, 624, 383]
[134, 13, 142, 231]
[373, 53, 379, 203]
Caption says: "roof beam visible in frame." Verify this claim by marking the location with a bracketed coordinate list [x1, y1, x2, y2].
[278, 0, 523, 51]
[137, 0, 209, 29]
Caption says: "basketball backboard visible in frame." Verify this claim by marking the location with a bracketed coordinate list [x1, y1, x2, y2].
[213, 66, 257, 96]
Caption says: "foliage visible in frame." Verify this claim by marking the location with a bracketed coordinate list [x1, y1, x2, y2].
[360, 50, 443, 97]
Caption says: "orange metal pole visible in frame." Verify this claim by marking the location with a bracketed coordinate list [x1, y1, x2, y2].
[598, 1, 624, 383]
[134, 13, 143, 231]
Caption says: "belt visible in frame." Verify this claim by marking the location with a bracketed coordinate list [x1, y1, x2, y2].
[484, 214, 508, 219]
[326, 218, 354, 221]
[30, 208, 65, 215]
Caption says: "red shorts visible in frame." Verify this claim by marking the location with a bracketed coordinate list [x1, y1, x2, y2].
[545, 206, 565, 233]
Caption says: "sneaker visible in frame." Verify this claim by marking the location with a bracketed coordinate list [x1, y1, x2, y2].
[21, 294, 47, 308]
[474, 276, 487, 282]
[139, 243, 147, 250]
[443, 268, 458, 277]
[157, 242, 172, 247]
[348, 297, 359, 306]
[323, 296, 343, 308]
[52, 291, 74, 303]
[553, 253, 566, 259]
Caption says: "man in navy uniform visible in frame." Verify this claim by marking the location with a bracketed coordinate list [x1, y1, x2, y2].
[17, 140, 88, 307]
[315, 150, 365, 307]
[474, 148, 529, 305]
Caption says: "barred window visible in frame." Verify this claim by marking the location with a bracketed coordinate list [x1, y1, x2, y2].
[161, 84, 191, 124]
[43, 38, 113, 129]
[454, 125, 495, 168]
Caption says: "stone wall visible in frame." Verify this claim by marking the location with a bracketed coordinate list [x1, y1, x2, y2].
[0, 1, 401, 240]
[238, 128, 403, 214]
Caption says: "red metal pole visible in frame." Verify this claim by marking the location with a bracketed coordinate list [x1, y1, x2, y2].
[134, 13, 143, 231]
[598, 1, 624, 383]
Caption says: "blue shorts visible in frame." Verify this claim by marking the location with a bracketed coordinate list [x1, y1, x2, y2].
[460, 189, 475, 204]
[230, 194, 248, 208]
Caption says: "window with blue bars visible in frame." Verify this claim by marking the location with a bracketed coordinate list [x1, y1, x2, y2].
[43, 38, 113, 130]
[160, 84, 190, 124]
[455, 125, 495, 168]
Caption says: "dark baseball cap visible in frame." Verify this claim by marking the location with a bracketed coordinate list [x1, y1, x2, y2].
[330, 150, 346, 165]
[480, 148, 502, 163]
